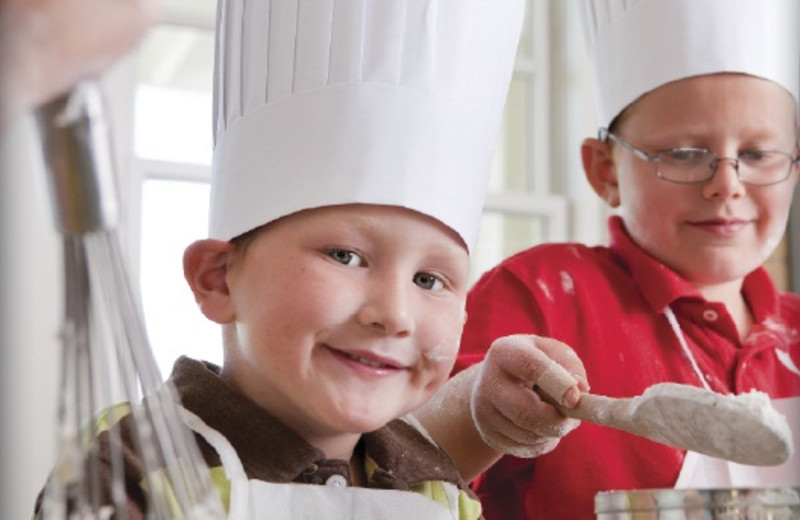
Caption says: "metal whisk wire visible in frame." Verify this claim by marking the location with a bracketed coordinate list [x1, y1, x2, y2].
[35, 83, 224, 519]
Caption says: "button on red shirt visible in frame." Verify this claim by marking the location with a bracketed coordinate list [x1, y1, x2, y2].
[456, 216, 800, 520]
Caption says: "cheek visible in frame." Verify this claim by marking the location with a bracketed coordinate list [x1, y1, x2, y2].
[620, 202, 671, 252]
[617, 169, 673, 213]
[419, 308, 464, 374]
[405, 304, 465, 403]
[273, 265, 346, 321]
[232, 273, 315, 350]
[417, 339, 459, 397]
[755, 190, 795, 259]
[619, 178, 681, 244]
[422, 337, 460, 366]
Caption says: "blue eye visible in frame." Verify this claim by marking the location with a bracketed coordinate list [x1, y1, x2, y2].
[739, 149, 768, 162]
[738, 150, 787, 169]
[662, 148, 709, 166]
[413, 272, 444, 291]
[327, 248, 363, 267]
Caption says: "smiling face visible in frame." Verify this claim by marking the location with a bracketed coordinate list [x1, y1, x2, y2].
[214, 204, 469, 455]
[588, 74, 799, 289]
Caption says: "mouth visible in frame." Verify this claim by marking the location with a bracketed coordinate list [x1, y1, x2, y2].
[687, 218, 750, 236]
[326, 346, 407, 372]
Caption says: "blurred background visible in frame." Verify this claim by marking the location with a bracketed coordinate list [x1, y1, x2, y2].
[1, 1, 796, 518]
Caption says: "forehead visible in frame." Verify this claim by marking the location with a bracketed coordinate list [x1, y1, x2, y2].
[617, 73, 798, 138]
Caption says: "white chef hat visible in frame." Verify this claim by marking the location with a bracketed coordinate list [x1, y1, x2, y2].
[579, 0, 800, 128]
[209, 0, 525, 252]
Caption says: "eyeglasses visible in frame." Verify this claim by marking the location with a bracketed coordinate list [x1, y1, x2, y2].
[599, 128, 800, 186]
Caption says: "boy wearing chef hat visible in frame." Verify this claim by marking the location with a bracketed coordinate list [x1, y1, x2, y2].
[30, 0, 592, 517]
[108, 0, 582, 518]
[33, 0, 592, 517]
[451, 0, 800, 518]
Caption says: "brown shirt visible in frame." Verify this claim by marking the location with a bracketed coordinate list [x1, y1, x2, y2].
[35, 356, 478, 518]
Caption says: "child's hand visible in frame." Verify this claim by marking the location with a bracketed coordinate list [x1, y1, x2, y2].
[470, 334, 589, 458]
[1, 0, 159, 121]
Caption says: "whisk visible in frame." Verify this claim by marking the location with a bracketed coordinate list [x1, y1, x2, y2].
[34, 82, 224, 519]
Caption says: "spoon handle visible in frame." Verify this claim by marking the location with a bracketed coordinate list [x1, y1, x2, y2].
[558, 393, 636, 432]
[534, 358, 639, 435]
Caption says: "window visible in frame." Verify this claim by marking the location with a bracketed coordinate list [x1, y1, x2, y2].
[132, 4, 217, 375]
[125, 0, 601, 377]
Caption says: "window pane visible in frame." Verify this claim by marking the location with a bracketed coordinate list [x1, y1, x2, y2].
[135, 25, 214, 165]
[472, 211, 545, 281]
[140, 179, 221, 377]
[490, 77, 531, 194]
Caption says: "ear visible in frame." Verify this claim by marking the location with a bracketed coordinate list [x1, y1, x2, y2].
[581, 137, 621, 207]
[183, 239, 237, 324]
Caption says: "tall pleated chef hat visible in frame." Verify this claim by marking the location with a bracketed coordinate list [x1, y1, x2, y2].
[210, 0, 525, 252]
[579, 0, 800, 128]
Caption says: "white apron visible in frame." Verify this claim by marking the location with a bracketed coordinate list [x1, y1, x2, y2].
[180, 409, 463, 520]
[675, 396, 800, 488]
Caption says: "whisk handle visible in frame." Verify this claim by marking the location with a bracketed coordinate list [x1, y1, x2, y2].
[36, 82, 119, 235]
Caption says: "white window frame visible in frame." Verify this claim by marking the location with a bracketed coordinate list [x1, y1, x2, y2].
[108, 8, 217, 272]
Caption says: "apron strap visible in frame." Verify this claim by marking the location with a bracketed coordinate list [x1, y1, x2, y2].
[179, 407, 248, 481]
[664, 305, 712, 391]
[775, 349, 800, 377]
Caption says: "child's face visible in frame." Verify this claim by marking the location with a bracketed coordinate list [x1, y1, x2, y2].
[607, 74, 798, 285]
[221, 204, 469, 449]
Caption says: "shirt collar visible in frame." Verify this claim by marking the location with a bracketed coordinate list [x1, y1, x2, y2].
[741, 267, 780, 322]
[169, 357, 463, 488]
[606, 216, 779, 317]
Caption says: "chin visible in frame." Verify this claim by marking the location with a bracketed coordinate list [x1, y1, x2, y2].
[686, 264, 755, 286]
[328, 404, 401, 433]
[336, 416, 395, 434]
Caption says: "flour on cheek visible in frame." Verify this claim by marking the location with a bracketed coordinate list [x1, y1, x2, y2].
[423, 339, 459, 364]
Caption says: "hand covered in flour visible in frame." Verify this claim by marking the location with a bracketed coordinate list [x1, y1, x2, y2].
[0, 0, 159, 124]
[470, 334, 589, 458]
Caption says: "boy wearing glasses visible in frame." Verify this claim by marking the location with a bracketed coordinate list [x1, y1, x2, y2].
[445, 0, 800, 518]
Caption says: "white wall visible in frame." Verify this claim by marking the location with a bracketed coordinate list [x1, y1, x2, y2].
[0, 115, 61, 519]
[0, 58, 139, 517]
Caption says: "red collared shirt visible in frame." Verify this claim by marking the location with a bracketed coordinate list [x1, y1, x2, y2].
[456, 216, 800, 520]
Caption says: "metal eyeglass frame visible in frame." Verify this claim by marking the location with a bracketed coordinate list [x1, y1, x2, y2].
[598, 127, 800, 186]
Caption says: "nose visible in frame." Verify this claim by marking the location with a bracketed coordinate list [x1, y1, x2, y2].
[357, 276, 414, 337]
[702, 156, 745, 200]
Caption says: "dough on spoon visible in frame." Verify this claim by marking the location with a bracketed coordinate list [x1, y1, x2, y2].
[630, 384, 793, 466]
